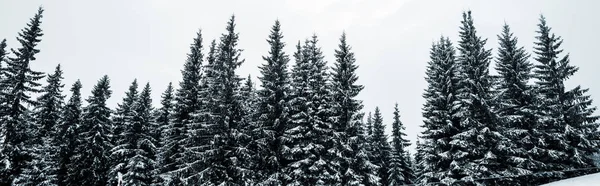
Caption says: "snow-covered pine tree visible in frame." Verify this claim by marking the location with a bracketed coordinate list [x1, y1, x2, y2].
[155, 82, 173, 179]
[413, 137, 425, 181]
[0, 7, 46, 185]
[194, 15, 252, 185]
[162, 29, 204, 182]
[419, 36, 460, 185]
[71, 75, 113, 186]
[453, 11, 517, 185]
[364, 112, 376, 165]
[370, 107, 391, 185]
[493, 23, 544, 184]
[60, 80, 83, 186]
[252, 20, 291, 185]
[13, 64, 65, 186]
[532, 15, 600, 182]
[109, 79, 139, 185]
[387, 103, 414, 185]
[283, 38, 338, 185]
[330, 33, 378, 185]
[241, 74, 258, 133]
[112, 79, 139, 144]
[0, 39, 6, 78]
[118, 83, 158, 185]
[176, 39, 217, 185]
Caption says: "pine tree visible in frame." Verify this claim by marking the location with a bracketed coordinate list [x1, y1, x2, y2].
[370, 107, 391, 185]
[413, 137, 425, 181]
[364, 112, 376, 164]
[387, 103, 413, 185]
[156, 82, 174, 178]
[71, 75, 113, 185]
[194, 15, 252, 185]
[0, 7, 46, 185]
[453, 11, 516, 185]
[283, 37, 338, 185]
[162, 29, 204, 182]
[532, 15, 600, 182]
[331, 33, 378, 185]
[13, 64, 64, 186]
[494, 23, 543, 184]
[177, 39, 217, 184]
[419, 36, 460, 185]
[109, 79, 139, 185]
[112, 80, 139, 144]
[252, 20, 290, 185]
[60, 80, 83, 186]
[241, 74, 258, 128]
[109, 80, 139, 184]
[118, 83, 158, 185]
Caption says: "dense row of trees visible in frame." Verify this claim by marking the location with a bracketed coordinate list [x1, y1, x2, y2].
[0, 6, 597, 186]
[0, 7, 412, 186]
[416, 11, 599, 185]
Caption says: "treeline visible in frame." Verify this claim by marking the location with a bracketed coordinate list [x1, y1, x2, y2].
[0, 6, 597, 186]
[416, 11, 599, 185]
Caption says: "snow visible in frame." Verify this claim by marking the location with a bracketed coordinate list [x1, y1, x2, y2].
[541, 172, 600, 186]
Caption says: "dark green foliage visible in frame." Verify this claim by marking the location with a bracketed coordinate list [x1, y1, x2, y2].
[531, 15, 600, 183]
[14, 64, 64, 186]
[419, 36, 461, 184]
[71, 75, 113, 186]
[121, 83, 157, 185]
[370, 107, 390, 185]
[162, 30, 204, 182]
[452, 10, 512, 185]
[109, 79, 139, 185]
[387, 103, 413, 185]
[494, 23, 543, 184]
[252, 20, 290, 185]
[283, 36, 339, 185]
[156, 82, 174, 176]
[193, 15, 252, 185]
[331, 33, 378, 185]
[61, 80, 83, 186]
[0, 7, 46, 185]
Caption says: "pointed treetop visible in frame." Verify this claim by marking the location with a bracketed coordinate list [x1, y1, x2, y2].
[72, 79, 82, 92]
[0, 39, 7, 58]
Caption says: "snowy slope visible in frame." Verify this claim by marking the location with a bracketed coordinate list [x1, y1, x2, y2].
[541, 172, 600, 186]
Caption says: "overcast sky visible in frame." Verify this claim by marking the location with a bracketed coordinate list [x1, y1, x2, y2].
[1, 0, 598, 152]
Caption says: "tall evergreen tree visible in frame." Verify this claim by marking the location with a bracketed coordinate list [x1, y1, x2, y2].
[419, 36, 460, 184]
[252, 20, 290, 185]
[112, 80, 139, 144]
[370, 107, 391, 185]
[452, 11, 517, 185]
[60, 80, 83, 186]
[0, 7, 46, 185]
[109, 79, 139, 185]
[331, 33, 378, 185]
[71, 75, 113, 186]
[532, 15, 600, 182]
[387, 103, 413, 185]
[156, 82, 174, 177]
[194, 15, 252, 185]
[176, 39, 217, 185]
[14, 64, 65, 186]
[162, 30, 204, 182]
[494, 23, 544, 184]
[117, 83, 157, 185]
[283, 37, 338, 185]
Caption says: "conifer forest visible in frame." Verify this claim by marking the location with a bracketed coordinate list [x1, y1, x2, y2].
[0, 5, 599, 186]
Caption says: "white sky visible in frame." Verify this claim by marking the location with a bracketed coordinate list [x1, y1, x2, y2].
[1, 0, 598, 152]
